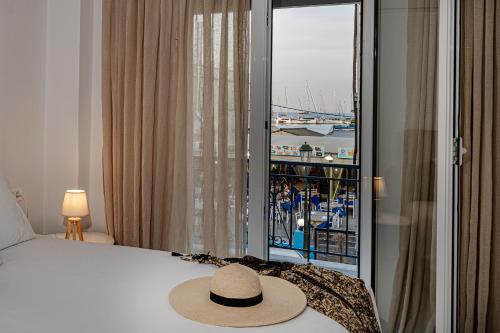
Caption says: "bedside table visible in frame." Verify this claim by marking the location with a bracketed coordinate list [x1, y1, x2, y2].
[54, 232, 115, 245]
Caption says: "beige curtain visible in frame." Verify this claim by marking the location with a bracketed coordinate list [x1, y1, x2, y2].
[460, 0, 500, 331]
[102, 0, 250, 257]
[388, 1, 438, 332]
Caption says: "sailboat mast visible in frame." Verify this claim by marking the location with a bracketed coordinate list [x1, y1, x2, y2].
[305, 80, 318, 113]
[320, 92, 326, 115]
[284, 87, 291, 119]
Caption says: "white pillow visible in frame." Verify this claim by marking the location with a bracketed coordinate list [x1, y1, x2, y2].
[0, 170, 35, 251]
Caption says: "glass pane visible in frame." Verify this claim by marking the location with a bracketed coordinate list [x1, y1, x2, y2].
[374, 0, 438, 331]
[268, 2, 361, 277]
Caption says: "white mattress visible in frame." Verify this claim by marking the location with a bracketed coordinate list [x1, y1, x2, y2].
[0, 238, 348, 333]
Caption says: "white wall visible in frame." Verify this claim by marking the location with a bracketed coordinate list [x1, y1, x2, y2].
[88, 0, 105, 233]
[43, 0, 81, 233]
[0, 0, 47, 233]
[78, 0, 105, 232]
[0, 0, 106, 234]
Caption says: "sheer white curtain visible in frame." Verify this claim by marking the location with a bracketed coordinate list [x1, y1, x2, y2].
[191, 0, 250, 257]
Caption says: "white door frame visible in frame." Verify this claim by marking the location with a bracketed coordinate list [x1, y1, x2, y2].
[436, 0, 457, 331]
[248, 0, 272, 260]
[359, 0, 375, 286]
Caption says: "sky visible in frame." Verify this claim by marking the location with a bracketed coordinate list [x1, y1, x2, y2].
[272, 4, 356, 114]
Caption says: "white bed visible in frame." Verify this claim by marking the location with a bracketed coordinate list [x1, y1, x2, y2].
[0, 238, 349, 333]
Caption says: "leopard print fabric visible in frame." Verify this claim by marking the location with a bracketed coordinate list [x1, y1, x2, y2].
[180, 254, 381, 333]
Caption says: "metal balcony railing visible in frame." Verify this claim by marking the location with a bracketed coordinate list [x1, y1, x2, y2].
[269, 160, 360, 266]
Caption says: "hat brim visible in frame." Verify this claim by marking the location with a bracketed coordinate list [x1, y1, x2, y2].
[169, 275, 307, 327]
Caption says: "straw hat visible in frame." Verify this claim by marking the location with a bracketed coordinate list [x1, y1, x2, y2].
[169, 263, 307, 327]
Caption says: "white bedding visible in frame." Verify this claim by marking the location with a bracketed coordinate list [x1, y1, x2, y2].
[0, 238, 348, 333]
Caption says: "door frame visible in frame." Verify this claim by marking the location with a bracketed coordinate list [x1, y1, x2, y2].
[359, 0, 375, 286]
[436, 0, 458, 331]
[248, 0, 375, 284]
[248, 0, 272, 260]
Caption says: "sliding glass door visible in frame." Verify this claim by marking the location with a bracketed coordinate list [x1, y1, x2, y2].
[249, 1, 455, 331]
[373, 0, 439, 331]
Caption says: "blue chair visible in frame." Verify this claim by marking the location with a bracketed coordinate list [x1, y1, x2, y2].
[280, 201, 292, 213]
[316, 221, 330, 229]
[311, 195, 321, 210]
[319, 206, 345, 217]
[292, 193, 302, 209]
[332, 206, 345, 218]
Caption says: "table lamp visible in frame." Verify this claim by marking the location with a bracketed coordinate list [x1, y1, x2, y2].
[61, 190, 89, 241]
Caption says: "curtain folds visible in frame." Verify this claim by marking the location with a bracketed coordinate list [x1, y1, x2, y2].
[460, 0, 500, 331]
[388, 1, 438, 332]
[102, 0, 250, 257]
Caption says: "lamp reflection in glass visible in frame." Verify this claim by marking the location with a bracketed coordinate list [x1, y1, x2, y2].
[61, 190, 89, 241]
[373, 177, 387, 200]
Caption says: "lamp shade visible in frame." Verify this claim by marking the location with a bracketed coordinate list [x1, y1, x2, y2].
[61, 190, 89, 217]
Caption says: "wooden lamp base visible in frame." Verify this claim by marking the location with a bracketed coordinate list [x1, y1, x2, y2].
[65, 217, 84, 241]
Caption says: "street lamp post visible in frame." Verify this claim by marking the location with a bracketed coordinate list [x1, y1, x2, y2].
[298, 142, 313, 259]
[324, 153, 335, 203]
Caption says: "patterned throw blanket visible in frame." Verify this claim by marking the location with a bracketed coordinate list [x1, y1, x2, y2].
[180, 254, 381, 333]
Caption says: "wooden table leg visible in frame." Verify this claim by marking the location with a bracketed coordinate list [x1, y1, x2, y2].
[65, 220, 72, 239]
[77, 220, 84, 241]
